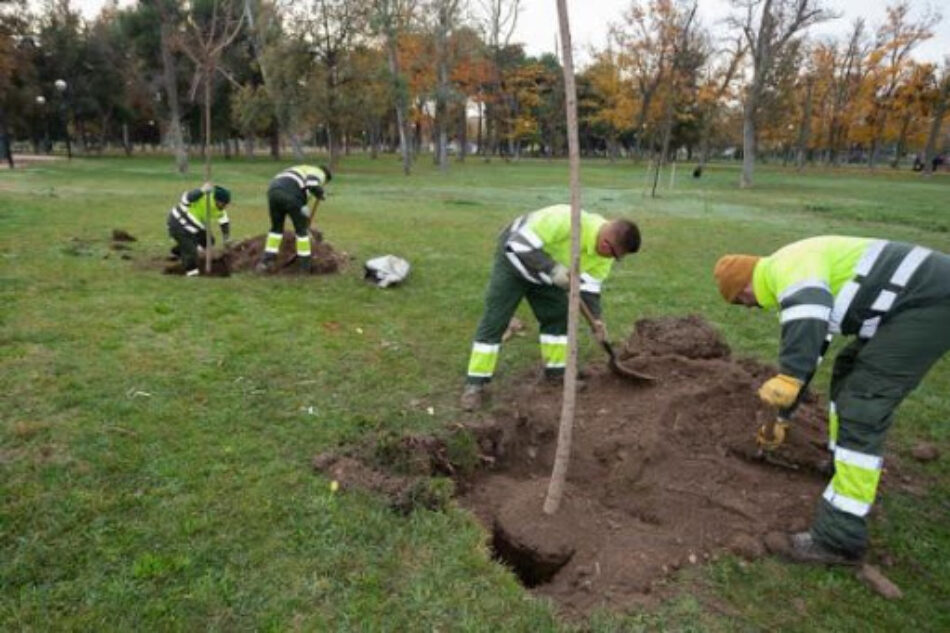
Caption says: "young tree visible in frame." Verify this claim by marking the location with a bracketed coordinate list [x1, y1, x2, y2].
[544, 0, 581, 517]
[729, 0, 833, 187]
[176, 0, 244, 271]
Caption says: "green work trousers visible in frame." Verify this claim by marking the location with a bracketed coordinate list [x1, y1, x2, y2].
[466, 243, 569, 384]
[264, 187, 311, 260]
[812, 299, 950, 556]
[168, 221, 204, 274]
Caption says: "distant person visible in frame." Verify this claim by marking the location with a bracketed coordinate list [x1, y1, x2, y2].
[912, 154, 924, 172]
[257, 165, 332, 273]
[460, 205, 641, 411]
[933, 154, 946, 173]
[167, 183, 232, 277]
[714, 236, 950, 565]
[693, 165, 703, 179]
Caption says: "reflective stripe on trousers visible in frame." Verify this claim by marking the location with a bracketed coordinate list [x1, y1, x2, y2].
[822, 446, 883, 518]
[467, 342, 500, 379]
[539, 334, 567, 369]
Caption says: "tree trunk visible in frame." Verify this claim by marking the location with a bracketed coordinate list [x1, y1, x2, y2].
[891, 112, 912, 169]
[434, 9, 450, 171]
[544, 0, 582, 517]
[923, 80, 949, 175]
[476, 101, 484, 157]
[796, 80, 814, 171]
[160, 22, 188, 174]
[203, 72, 213, 274]
[122, 122, 132, 156]
[385, 32, 412, 176]
[458, 103, 468, 162]
[740, 97, 756, 188]
[269, 118, 280, 159]
[0, 108, 13, 168]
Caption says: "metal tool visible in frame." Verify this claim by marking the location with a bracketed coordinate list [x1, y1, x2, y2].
[578, 300, 655, 383]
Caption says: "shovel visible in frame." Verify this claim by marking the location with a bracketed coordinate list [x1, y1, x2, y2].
[578, 300, 655, 383]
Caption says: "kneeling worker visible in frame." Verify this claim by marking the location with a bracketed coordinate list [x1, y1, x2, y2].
[167, 183, 232, 277]
[461, 204, 641, 410]
[258, 165, 332, 273]
[714, 236, 950, 564]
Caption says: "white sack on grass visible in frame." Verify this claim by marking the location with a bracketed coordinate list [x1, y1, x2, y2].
[364, 255, 410, 288]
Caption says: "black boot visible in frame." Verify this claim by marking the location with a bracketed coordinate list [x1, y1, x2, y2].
[298, 256, 312, 274]
[256, 253, 276, 273]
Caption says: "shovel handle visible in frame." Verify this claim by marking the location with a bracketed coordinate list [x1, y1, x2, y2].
[578, 300, 603, 341]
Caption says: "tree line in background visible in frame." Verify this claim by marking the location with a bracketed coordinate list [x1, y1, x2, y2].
[0, 0, 947, 185]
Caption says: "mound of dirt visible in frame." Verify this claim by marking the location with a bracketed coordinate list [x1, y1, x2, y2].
[162, 230, 347, 277]
[315, 315, 885, 618]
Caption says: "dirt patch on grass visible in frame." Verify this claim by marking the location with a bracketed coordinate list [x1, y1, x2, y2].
[314, 315, 896, 618]
[161, 230, 347, 277]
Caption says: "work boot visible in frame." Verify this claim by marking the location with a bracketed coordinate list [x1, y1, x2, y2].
[770, 531, 859, 566]
[256, 253, 275, 274]
[460, 383, 486, 411]
[298, 256, 312, 274]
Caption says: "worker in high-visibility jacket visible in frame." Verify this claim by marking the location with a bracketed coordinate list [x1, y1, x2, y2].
[257, 164, 332, 273]
[461, 204, 641, 410]
[166, 183, 232, 277]
[714, 236, 950, 564]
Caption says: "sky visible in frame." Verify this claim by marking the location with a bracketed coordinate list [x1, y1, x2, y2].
[68, 0, 949, 66]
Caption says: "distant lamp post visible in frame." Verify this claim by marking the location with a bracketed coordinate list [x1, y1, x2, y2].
[35, 96, 49, 153]
[54, 78, 72, 159]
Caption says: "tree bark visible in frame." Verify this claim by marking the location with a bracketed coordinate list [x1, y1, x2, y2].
[922, 71, 949, 174]
[544, 0, 582, 517]
[159, 22, 188, 174]
[796, 79, 814, 170]
[740, 97, 757, 188]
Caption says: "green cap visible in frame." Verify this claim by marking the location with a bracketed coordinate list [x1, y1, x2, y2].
[213, 186, 231, 205]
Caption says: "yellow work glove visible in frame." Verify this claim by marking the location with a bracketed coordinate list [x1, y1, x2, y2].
[757, 374, 803, 408]
[756, 419, 789, 451]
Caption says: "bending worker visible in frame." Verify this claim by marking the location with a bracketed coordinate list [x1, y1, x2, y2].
[461, 204, 641, 410]
[714, 236, 950, 564]
[257, 165, 332, 273]
[167, 183, 232, 277]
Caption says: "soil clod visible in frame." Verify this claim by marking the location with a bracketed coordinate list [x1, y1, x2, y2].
[857, 563, 903, 599]
[111, 229, 137, 242]
[910, 442, 939, 462]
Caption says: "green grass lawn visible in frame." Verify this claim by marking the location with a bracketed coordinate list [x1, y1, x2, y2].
[2, 155, 949, 631]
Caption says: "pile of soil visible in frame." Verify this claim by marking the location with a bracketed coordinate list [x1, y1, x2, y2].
[162, 230, 347, 277]
[314, 315, 889, 617]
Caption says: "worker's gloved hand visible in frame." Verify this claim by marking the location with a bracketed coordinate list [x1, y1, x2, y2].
[757, 374, 803, 408]
[313, 186, 326, 201]
[201, 181, 213, 194]
[550, 263, 570, 289]
[756, 419, 789, 451]
[592, 319, 608, 343]
[301, 204, 311, 218]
